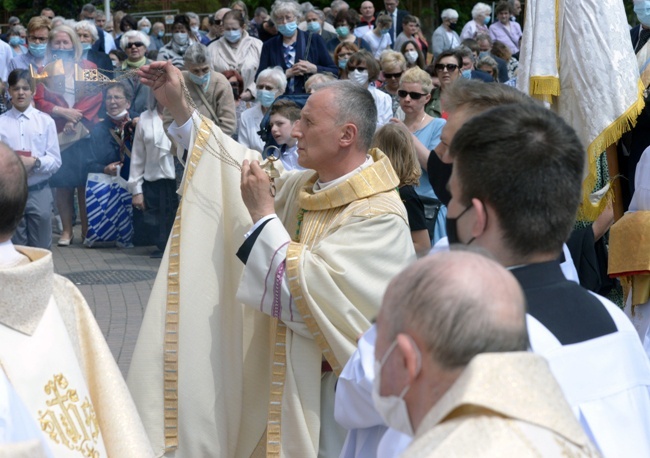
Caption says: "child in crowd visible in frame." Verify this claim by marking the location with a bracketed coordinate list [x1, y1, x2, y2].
[267, 99, 304, 171]
[0, 69, 61, 248]
[372, 123, 430, 257]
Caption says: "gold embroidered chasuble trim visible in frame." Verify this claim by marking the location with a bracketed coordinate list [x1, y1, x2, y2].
[163, 116, 212, 451]
[265, 150, 403, 456]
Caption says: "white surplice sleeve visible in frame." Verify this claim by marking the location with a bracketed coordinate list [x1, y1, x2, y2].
[236, 217, 309, 337]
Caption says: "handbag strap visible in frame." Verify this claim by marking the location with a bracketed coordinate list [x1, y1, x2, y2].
[193, 80, 220, 124]
[109, 128, 131, 160]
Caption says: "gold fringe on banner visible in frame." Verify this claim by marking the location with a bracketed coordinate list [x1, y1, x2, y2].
[577, 79, 646, 222]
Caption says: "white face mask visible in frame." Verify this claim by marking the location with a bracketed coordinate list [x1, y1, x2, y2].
[371, 338, 421, 437]
[349, 69, 369, 87]
[405, 50, 419, 64]
[107, 109, 129, 121]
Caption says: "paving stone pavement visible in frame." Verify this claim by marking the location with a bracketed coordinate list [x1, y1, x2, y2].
[51, 225, 161, 377]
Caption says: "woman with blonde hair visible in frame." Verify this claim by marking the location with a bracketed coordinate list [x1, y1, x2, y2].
[372, 123, 430, 257]
[392, 66, 447, 242]
[34, 24, 102, 246]
[476, 54, 499, 81]
[379, 50, 407, 116]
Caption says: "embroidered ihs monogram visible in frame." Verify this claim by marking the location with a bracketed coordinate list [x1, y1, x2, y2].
[38, 374, 102, 457]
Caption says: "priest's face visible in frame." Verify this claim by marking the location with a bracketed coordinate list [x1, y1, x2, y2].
[292, 88, 341, 173]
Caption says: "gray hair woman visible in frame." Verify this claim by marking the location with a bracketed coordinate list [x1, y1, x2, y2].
[239, 67, 287, 152]
[8, 25, 27, 56]
[164, 44, 237, 138]
[207, 9, 262, 103]
[74, 20, 114, 78]
[116, 30, 153, 115]
[460, 2, 492, 40]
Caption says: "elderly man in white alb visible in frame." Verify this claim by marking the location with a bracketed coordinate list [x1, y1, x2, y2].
[127, 60, 415, 457]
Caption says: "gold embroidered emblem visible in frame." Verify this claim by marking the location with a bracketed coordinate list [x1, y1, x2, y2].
[38, 374, 102, 457]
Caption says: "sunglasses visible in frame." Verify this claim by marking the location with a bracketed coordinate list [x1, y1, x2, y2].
[383, 71, 403, 79]
[210, 18, 223, 25]
[435, 63, 459, 72]
[397, 90, 429, 100]
[347, 65, 367, 72]
[126, 42, 145, 48]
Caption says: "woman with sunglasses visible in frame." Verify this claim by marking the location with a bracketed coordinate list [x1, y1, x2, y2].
[393, 67, 447, 242]
[207, 10, 262, 104]
[424, 49, 463, 118]
[345, 50, 392, 128]
[378, 50, 407, 117]
[115, 30, 152, 115]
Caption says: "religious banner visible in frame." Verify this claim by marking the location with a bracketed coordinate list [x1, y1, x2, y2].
[518, 0, 645, 221]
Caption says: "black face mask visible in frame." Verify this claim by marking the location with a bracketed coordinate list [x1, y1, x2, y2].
[449, 22, 458, 31]
[231, 86, 240, 100]
[445, 204, 474, 245]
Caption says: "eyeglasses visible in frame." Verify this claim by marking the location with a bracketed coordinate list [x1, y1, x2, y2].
[347, 66, 367, 72]
[29, 36, 48, 43]
[126, 42, 145, 48]
[274, 15, 295, 24]
[397, 90, 429, 100]
[105, 95, 126, 102]
[383, 71, 403, 79]
[209, 18, 222, 25]
[435, 63, 459, 72]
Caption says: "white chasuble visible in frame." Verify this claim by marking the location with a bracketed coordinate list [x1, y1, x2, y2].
[128, 112, 415, 457]
[0, 247, 154, 458]
[237, 150, 416, 457]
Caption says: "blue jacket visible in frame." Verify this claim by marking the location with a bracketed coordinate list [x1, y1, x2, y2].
[256, 29, 338, 94]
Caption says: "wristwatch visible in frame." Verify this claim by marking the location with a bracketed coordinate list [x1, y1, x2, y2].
[33, 158, 41, 171]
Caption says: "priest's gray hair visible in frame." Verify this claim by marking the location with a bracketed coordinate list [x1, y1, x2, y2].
[121, 30, 151, 50]
[382, 250, 529, 369]
[183, 43, 208, 67]
[313, 80, 377, 151]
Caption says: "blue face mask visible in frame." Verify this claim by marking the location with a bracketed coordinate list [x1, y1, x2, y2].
[278, 21, 298, 37]
[29, 43, 47, 57]
[257, 89, 276, 107]
[338, 58, 348, 69]
[53, 48, 75, 60]
[82, 43, 92, 52]
[9, 37, 25, 47]
[336, 26, 350, 38]
[224, 29, 242, 43]
[462, 69, 472, 79]
[478, 51, 490, 59]
[173, 32, 189, 45]
[141, 27, 151, 35]
[381, 27, 390, 35]
[157, 30, 165, 38]
[307, 21, 321, 33]
[635, 1, 650, 27]
[189, 72, 210, 90]
[484, 16, 491, 25]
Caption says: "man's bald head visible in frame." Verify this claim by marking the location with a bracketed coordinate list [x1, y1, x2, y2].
[382, 250, 528, 369]
[0, 143, 28, 241]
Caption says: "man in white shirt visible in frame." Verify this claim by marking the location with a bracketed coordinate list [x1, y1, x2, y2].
[355, 1, 376, 38]
[0, 69, 60, 249]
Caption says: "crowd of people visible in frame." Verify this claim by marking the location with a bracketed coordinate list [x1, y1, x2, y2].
[0, 0, 529, 255]
[2, 0, 650, 456]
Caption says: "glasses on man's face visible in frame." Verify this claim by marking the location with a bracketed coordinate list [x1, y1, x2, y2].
[397, 90, 428, 100]
[347, 65, 367, 72]
[384, 71, 403, 79]
[126, 42, 145, 49]
[106, 95, 126, 102]
[435, 63, 459, 73]
[274, 15, 295, 24]
[29, 36, 48, 43]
